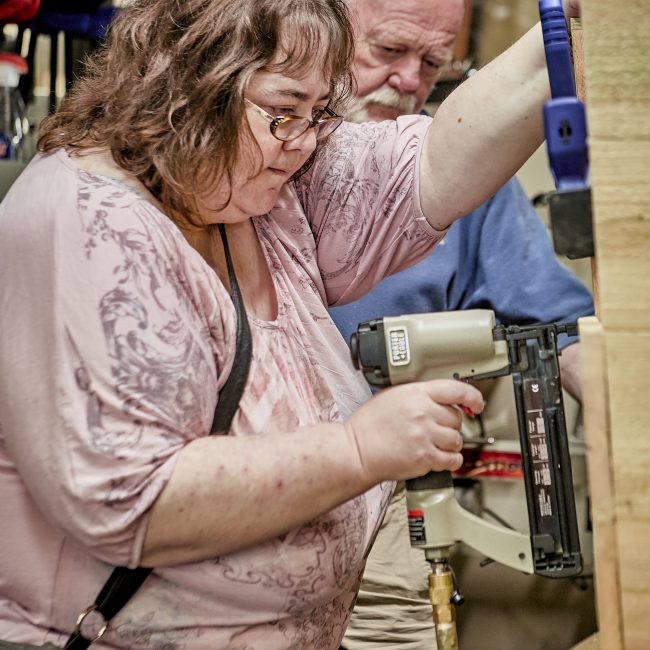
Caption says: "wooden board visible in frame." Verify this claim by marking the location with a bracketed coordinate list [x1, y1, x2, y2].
[582, 2, 650, 331]
[578, 318, 623, 650]
[571, 632, 600, 650]
[579, 2, 650, 648]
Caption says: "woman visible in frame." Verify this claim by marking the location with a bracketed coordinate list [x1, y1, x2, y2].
[0, 0, 577, 647]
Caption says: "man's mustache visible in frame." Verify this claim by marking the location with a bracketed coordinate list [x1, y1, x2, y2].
[345, 87, 418, 123]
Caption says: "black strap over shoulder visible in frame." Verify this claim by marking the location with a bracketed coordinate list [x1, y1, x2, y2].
[210, 224, 253, 433]
[64, 224, 252, 649]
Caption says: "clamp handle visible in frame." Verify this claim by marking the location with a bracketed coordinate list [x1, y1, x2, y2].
[539, 0, 589, 192]
[539, 0, 576, 98]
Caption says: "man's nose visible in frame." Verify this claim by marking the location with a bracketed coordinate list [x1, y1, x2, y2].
[388, 55, 422, 95]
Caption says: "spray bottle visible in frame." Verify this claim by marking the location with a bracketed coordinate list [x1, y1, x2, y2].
[0, 52, 29, 161]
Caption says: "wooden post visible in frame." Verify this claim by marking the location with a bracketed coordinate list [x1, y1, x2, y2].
[575, 2, 650, 649]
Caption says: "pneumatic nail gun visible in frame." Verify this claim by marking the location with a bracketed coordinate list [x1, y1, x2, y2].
[350, 309, 583, 649]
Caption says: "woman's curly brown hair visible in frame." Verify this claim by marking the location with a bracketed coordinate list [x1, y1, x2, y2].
[37, 0, 355, 227]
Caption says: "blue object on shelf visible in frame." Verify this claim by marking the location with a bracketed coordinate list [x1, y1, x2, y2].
[20, 4, 119, 113]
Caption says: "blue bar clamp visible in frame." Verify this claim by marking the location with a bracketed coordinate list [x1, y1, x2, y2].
[539, 0, 593, 258]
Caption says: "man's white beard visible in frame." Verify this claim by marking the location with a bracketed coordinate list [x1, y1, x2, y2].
[344, 86, 418, 123]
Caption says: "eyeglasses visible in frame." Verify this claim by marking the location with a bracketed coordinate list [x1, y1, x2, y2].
[244, 98, 343, 142]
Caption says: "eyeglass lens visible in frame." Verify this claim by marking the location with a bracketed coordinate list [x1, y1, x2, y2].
[274, 115, 342, 141]
[315, 117, 342, 139]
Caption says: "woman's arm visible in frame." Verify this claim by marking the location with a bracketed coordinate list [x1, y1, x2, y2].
[141, 422, 364, 566]
[420, 0, 581, 230]
[141, 379, 484, 566]
[420, 23, 549, 231]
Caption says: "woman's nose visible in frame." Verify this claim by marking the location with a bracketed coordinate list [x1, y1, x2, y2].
[282, 127, 318, 153]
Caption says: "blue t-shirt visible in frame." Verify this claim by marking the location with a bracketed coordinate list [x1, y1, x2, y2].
[330, 178, 594, 349]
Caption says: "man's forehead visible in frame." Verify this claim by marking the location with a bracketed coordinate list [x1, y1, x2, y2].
[353, 0, 464, 30]
[366, 16, 458, 46]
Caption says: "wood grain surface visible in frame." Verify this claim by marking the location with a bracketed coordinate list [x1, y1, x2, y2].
[579, 1, 650, 647]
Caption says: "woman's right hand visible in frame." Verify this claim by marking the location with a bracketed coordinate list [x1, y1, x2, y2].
[344, 379, 484, 483]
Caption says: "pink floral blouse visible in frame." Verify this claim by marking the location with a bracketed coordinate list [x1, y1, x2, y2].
[0, 116, 443, 648]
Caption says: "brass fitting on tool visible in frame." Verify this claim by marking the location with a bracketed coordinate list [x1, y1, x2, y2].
[429, 562, 459, 650]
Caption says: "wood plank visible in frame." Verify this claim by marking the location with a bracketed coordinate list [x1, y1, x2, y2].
[589, 144, 650, 332]
[578, 318, 624, 649]
[620, 587, 650, 650]
[604, 332, 650, 647]
[582, 1, 650, 332]
[584, 329, 650, 649]
[617, 520, 650, 593]
[577, 3, 650, 648]
[570, 632, 599, 650]
[570, 20, 587, 103]
[570, 19, 600, 316]
[581, 2, 650, 141]
[605, 333, 650, 517]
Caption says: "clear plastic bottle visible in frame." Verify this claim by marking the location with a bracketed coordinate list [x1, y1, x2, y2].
[0, 52, 30, 161]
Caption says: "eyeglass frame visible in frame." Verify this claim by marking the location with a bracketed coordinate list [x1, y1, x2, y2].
[244, 98, 343, 142]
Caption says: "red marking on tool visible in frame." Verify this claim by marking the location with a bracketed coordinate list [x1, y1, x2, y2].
[459, 404, 475, 418]
[454, 450, 523, 480]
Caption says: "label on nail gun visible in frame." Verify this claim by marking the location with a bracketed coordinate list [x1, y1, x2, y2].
[523, 378, 555, 519]
[408, 509, 426, 545]
[387, 326, 410, 366]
